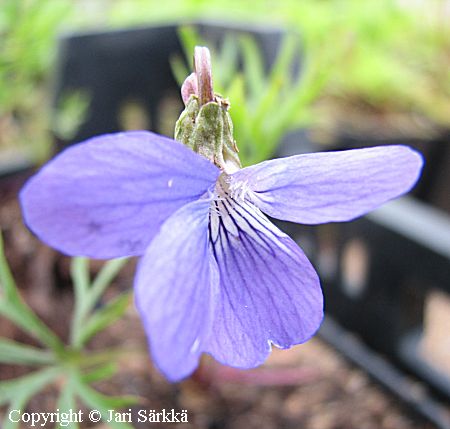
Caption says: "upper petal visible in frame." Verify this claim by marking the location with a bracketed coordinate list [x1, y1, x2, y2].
[134, 198, 219, 381]
[20, 131, 220, 258]
[231, 145, 423, 224]
[205, 197, 323, 368]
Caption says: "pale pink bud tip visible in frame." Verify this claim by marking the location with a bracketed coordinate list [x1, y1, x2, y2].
[181, 73, 198, 105]
[194, 46, 214, 106]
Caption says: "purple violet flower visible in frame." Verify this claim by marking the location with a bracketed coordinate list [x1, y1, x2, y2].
[19, 47, 423, 382]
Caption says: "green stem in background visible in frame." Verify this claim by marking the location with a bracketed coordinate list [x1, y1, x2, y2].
[70, 257, 129, 349]
[89, 258, 129, 306]
[76, 291, 132, 348]
[70, 257, 90, 344]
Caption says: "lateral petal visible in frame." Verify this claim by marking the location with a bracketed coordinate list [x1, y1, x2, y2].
[20, 131, 220, 258]
[134, 198, 218, 381]
[205, 198, 323, 368]
[231, 145, 423, 224]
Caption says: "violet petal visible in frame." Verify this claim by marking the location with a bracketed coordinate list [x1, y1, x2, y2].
[231, 145, 423, 224]
[20, 131, 219, 258]
[205, 197, 323, 368]
[134, 198, 219, 381]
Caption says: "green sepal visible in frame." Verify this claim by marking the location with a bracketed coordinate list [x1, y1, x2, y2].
[174, 95, 241, 173]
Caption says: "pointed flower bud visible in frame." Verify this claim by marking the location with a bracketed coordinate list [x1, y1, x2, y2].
[175, 46, 241, 174]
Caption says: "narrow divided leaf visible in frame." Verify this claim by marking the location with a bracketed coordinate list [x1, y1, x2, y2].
[73, 375, 137, 429]
[55, 372, 80, 429]
[0, 366, 60, 407]
[0, 338, 55, 366]
[76, 292, 131, 348]
[0, 234, 65, 353]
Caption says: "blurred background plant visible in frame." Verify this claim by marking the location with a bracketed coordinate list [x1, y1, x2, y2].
[1, 0, 449, 168]
[0, 0, 450, 169]
[0, 0, 88, 167]
[108, 0, 450, 138]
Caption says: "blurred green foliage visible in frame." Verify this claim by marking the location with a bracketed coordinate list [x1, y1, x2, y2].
[0, 0, 87, 164]
[313, 0, 450, 126]
[1, 0, 449, 166]
[0, 0, 71, 112]
[108, 0, 450, 129]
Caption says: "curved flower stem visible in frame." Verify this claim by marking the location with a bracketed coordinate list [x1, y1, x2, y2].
[194, 46, 214, 106]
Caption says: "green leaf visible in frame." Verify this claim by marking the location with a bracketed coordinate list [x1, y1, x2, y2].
[70, 257, 128, 348]
[76, 292, 131, 348]
[240, 35, 265, 103]
[75, 376, 137, 409]
[178, 25, 203, 66]
[214, 33, 240, 90]
[52, 90, 90, 141]
[0, 366, 60, 407]
[0, 301, 64, 354]
[81, 363, 118, 384]
[252, 34, 298, 144]
[0, 234, 18, 301]
[0, 234, 65, 354]
[56, 373, 79, 429]
[170, 54, 189, 86]
[88, 258, 129, 309]
[5, 397, 32, 429]
[0, 338, 55, 366]
[73, 375, 137, 429]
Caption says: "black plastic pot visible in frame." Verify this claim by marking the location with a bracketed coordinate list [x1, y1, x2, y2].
[297, 132, 450, 410]
[54, 22, 287, 144]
